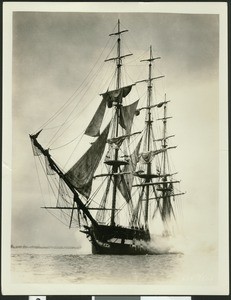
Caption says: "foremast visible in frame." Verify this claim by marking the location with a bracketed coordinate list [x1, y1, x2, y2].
[105, 19, 132, 226]
[111, 19, 122, 226]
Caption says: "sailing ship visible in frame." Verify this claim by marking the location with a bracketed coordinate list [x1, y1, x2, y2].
[30, 20, 185, 255]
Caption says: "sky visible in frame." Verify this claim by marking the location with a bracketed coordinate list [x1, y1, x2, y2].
[10, 10, 221, 253]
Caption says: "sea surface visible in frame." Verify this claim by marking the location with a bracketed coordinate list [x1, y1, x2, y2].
[11, 245, 218, 286]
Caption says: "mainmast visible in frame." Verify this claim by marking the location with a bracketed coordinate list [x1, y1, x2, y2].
[139, 46, 163, 228]
[144, 46, 154, 227]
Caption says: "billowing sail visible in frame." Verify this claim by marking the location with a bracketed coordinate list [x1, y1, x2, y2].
[66, 124, 110, 198]
[139, 151, 156, 164]
[161, 196, 175, 222]
[85, 98, 107, 137]
[120, 100, 139, 134]
[102, 85, 133, 108]
[117, 138, 142, 202]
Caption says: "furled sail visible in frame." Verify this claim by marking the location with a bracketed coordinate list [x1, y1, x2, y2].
[107, 132, 141, 150]
[31, 142, 42, 156]
[85, 98, 107, 137]
[107, 135, 127, 149]
[30, 129, 43, 156]
[139, 147, 176, 164]
[102, 85, 133, 108]
[65, 124, 110, 198]
[45, 156, 56, 175]
[119, 100, 139, 134]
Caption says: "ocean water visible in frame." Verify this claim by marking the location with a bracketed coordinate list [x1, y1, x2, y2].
[11, 245, 218, 286]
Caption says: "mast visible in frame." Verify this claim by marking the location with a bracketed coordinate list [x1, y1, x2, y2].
[144, 46, 153, 228]
[163, 94, 167, 178]
[116, 19, 122, 89]
[109, 19, 128, 226]
[138, 46, 163, 228]
[144, 46, 152, 228]
[162, 93, 168, 211]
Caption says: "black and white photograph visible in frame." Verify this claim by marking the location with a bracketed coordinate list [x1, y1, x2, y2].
[2, 2, 228, 296]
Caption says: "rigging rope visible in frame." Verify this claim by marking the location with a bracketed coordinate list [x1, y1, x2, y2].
[50, 130, 85, 151]
[85, 176, 108, 207]
[34, 34, 113, 135]
[36, 153, 82, 227]
[47, 46, 117, 148]
[33, 154, 46, 206]
[63, 132, 84, 169]
[47, 57, 107, 147]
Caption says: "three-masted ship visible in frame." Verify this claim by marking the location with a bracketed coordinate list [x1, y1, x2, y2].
[30, 20, 184, 255]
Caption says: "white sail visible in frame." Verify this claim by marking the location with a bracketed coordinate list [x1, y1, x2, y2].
[66, 124, 110, 198]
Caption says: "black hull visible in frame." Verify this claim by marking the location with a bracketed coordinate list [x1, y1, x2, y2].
[82, 224, 156, 255]
[91, 240, 154, 255]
